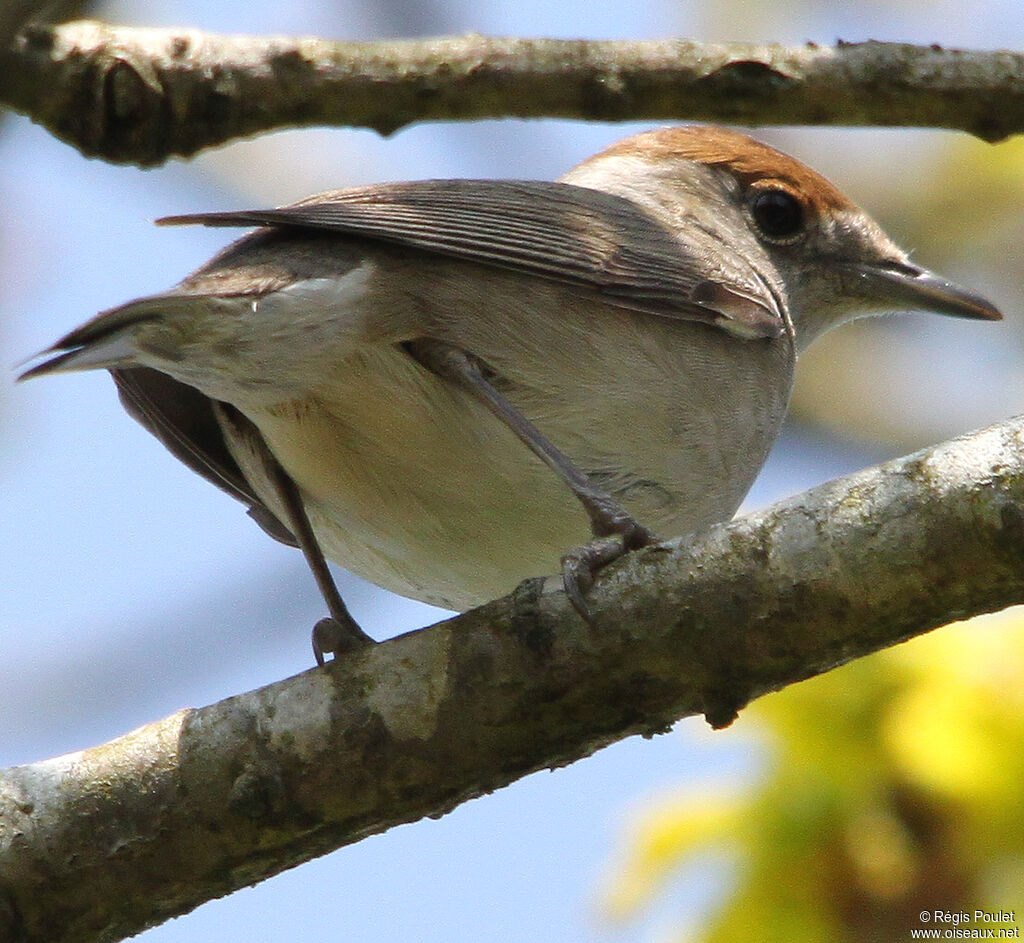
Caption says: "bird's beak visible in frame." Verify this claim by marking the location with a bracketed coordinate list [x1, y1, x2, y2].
[850, 262, 1002, 321]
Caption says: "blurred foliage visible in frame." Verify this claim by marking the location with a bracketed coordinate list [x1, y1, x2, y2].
[894, 134, 1024, 265]
[601, 610, 1024, 942]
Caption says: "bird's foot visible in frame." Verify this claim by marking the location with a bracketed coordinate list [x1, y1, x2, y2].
[561, 517, 658, 621]
[312, 615, 375, 666]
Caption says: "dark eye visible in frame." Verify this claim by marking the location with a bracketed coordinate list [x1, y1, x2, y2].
[749, 188, 805, 242]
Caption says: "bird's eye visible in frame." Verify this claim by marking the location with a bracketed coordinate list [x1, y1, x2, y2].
[749, 187, 806, 243]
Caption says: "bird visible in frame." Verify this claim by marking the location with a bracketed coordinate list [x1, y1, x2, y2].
[21, 125, 1001, 663]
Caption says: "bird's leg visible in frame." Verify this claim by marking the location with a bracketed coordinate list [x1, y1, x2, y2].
[214, 401, 373, 663]
[405, 338, 658, 618]
[263, 446, 375, 664]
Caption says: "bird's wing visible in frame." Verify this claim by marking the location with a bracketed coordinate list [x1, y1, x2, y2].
[112, 367, 299, 547]
[159, 179, 784, 339]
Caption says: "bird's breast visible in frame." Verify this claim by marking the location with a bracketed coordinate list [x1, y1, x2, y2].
[241, 300, 794, 611]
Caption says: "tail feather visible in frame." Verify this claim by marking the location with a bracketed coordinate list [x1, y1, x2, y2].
[19, 333, 138, 379]
[19, 294, 179, 380]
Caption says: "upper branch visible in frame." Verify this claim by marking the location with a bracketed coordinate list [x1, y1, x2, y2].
[1, 21, 1022, 166]
[3, 414, 1024, 942]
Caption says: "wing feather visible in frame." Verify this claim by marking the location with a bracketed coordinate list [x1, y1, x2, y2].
[160, 180, 783, 338]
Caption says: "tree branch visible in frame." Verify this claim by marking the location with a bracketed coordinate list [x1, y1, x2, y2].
[0, 22, 1021, 166]
[2, 415, 1023, 943]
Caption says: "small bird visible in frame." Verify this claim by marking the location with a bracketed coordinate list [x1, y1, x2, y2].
[22, 126, 1000, 663]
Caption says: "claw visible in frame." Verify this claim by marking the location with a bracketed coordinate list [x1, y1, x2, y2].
[561, 514, 659, 620]
[312, 616, 375, 666]
[561, 533, 638, 622]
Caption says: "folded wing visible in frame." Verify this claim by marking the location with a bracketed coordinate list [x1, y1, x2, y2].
[160, 179, 784, 339]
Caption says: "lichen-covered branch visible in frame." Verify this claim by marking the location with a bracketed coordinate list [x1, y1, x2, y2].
[2, 415, 1024, 943]
[0, 21, 1022, 166]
